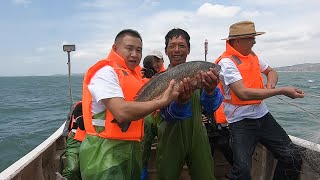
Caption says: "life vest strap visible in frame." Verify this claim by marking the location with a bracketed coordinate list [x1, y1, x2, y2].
[92, 119, 105, 127]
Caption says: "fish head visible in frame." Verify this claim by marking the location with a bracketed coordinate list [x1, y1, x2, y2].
[213, 64, 221, 73]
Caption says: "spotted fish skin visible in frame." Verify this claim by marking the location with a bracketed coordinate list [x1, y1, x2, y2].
[135, 61, 221, 102]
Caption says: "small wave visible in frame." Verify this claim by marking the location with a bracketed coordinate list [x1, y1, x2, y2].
[308, 80, 315, 83]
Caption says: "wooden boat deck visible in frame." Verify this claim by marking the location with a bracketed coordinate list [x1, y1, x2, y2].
[1, 123, 319, 180]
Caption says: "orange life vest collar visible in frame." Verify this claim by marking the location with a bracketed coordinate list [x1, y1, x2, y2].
[215, 41, 263, 105]
[159, 64, 166, 72]
[107, 48, 143, 78]
[82, 49, 144, 141]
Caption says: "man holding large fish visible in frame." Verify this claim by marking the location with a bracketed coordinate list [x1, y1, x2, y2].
[79, 29, 183, 180]
[145, 28, 223, 180]
[215, 21, 304, 180]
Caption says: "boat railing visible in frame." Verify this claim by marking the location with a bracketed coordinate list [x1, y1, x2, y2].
[289, 135, 320, 152]
[0, 123, 66, 180]
[1, 123, 320, 180]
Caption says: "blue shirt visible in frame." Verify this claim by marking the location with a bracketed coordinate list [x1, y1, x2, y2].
[161, 88, 223, 122]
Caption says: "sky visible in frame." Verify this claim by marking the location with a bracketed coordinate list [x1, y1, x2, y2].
[1, 0, 320, 76]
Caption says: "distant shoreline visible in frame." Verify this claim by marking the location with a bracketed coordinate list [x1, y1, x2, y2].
[277, 71, 320, 72]
[274, 63, 320, 72]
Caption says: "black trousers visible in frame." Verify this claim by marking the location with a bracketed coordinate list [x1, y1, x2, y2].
[228, 112, 302, 180]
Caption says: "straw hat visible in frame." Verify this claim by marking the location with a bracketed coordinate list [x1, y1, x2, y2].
[222, 21, 265, 40]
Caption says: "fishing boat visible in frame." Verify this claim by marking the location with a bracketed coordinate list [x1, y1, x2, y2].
[1, 45, 319, 180]
[0, 121, 319, 180]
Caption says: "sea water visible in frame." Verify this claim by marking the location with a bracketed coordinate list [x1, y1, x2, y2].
[0, 72, 319, 171]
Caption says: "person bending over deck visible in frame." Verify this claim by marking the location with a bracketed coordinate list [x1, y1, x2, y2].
[215, 20, 304, 180]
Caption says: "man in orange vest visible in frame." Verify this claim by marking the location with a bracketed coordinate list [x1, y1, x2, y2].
[215, 21, 304, 180]
[79, 29, 181, 180]
[62, 101, 86, 180]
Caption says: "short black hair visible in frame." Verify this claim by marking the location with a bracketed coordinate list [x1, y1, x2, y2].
[143, 55, 155, 69]
[165, 28, 190, 50]
[114, 29, 142, 43]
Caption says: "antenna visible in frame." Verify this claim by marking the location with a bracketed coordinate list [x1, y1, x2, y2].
[63, 45, 76, 112]
[204, 39, 208, 61]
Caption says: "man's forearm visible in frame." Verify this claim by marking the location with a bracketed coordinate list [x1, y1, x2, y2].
[237, 87, 285, 100]
[103, 99, 168, 123]
[266, 70, 278, 88]
[160, 101, 192, 121]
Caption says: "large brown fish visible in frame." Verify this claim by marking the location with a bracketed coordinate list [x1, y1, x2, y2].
[135, 61, 221, 102]
[114, 61, 221, 132]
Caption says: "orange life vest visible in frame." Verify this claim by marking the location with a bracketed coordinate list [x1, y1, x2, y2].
[214, 104, 227, 124]
[68, 101, 86, 142]
[159, 64, 166, 72]
[215, 41, 264, 106]
[82, 49, 145, 142]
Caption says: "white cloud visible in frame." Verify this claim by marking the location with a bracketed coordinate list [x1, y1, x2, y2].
[240, 10, 261, 18]
[2, 0, 320, 76]
[240, 0, 302, 6]
[196, 3, 241, 18]
[13, 0, 31, 6]
[80, 1, 126, 9]
[139, 0, 161, 10]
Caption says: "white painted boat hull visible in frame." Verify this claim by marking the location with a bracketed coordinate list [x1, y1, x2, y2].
[0, 122, 319, 180]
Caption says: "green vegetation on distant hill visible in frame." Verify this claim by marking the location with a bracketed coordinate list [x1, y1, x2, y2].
[274, 63, 320, 72]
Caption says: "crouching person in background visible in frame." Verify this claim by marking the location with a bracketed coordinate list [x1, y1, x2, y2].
[62, 101, 86, 180]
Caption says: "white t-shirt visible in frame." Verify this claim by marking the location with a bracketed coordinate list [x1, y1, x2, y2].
[218, 57, 269, 123]
[88, 66, 124, 114]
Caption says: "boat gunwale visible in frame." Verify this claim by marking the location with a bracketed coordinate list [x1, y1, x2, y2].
[289, 135, 320, 152]
[0, 122, 319, 179]
[0, 122, 66, 180]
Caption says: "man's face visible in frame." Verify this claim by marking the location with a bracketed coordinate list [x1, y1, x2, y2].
[153, 56, 164, 72]
[113, 35, 142, 70]
[236, 37, 256, 56]
[165, 36, 190, 67]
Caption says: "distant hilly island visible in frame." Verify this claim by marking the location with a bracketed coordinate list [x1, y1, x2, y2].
[274, 63, 320, 72]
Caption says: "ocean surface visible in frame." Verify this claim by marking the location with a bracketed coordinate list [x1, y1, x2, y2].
[0, 72, 319, 172]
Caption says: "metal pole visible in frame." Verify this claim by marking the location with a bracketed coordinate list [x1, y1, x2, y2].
[67, 51, 73, 112]
[205, 39, 208, 62]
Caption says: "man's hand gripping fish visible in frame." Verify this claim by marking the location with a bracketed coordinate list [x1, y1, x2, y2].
[113, 61, 221, 132]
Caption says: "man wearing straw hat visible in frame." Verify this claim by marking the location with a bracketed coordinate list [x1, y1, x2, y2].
[215, 21, 304, 179]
